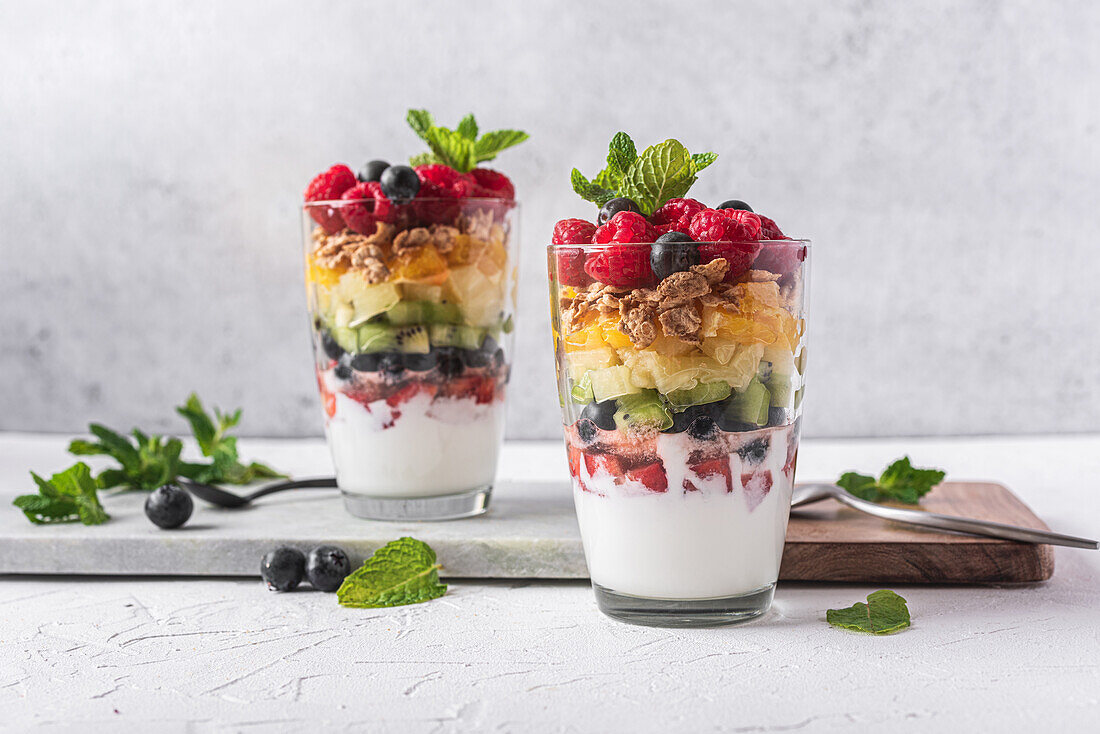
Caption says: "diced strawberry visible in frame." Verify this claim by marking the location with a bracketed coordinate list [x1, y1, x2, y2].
[742, 470, 774, 511]
[692, 457, 733, 493]
[626, 462, 668, 493]
[566, 444, 584, 478]
[584, 452, 623, 479]
[385, 381, 437, 408]
[315, 368, 337, 418]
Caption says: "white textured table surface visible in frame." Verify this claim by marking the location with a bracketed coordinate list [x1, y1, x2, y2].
[2, 433, 1099, 733]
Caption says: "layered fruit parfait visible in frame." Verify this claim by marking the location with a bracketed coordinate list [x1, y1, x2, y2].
[303, 110, 526, 520]
[548, 133, 809, 624]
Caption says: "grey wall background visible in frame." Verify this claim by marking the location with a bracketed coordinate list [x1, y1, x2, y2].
[1, 0, 1098, 439]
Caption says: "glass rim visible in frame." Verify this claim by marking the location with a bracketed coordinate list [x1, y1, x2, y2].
[304, 197, 519, 207]
[547, 238, 809, 251]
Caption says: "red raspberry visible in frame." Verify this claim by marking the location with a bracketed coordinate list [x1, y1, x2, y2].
[470, 168, 515, 200]
[304, 164, 357, 233]
[552, 219, 597, 245]
[584, 245, 653, 288]
[651, 197, 705, 233]
[689, 208, 762, 242]
[754, 241, 806, 275]
[339, 181, 396, 235]
[414, 164, 466, 224]
[758, 214, 784, 240]
[592, 211, 656, 244]
[697, 241, 761, 281]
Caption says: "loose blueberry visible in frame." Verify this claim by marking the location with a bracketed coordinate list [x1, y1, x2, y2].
[767, 406, 789, 427]
[662, 405, 708, 434]
[436, 348, 464, 377]
[378, 352, 405, 376]
[380, 165, 420, 203]
[737, 436, 770, 465]
[261, 546, 306, 592]
[334, 362, 352, 381]
[575, 418, 598, 444]
[650, 234, 700, 280]
[350, 353, 380, 372]
[597, 197, 641, 226]
[463, 348, 489, 368]
[144, 484, 193, 529]
[580, 400, 617, 431]
[305, 545, 352, 592]
[321, 331, 345, 361]
[717, 199, 753, 212]
[359, 159, 390, 183]
[687, 414, 718, 440]
[404, 351, 438, 371]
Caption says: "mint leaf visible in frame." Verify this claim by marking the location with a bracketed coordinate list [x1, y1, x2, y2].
[456, 113, 478, 141]
[571, 168, 617, 207]
[175, 393, 285, 485]
[424, 127, 476, 173]
[473, 129, 529, 163]
[69, 425, 182, 491]
[406, 109, 434, 141]
[408, 152, 441, 167]
[827, 590, 911, 634]
[337, 537, 447, 608]
[14, 463, 108, 525]
[619, 139, 696, 216]
[690, 151, 718, 174]
[605, 131, 637, 182]
[837, 457, 945, 504]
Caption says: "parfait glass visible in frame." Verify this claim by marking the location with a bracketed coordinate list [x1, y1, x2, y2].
[548, 238, 809, 626]
[303, 197, 518, 520]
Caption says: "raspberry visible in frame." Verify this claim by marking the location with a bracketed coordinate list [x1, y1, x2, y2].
[584, 245, 653, 288]
[552, 218, 597, 245]
[339, 181, 395, 235]
[470, 168, 515, 199]
[592, 211, 656, 244]
[758, 214, 784, 240]
[651, 197, 705, 233]
[697, 241, 761, 281]
[304, 164, 357, 233]
[754, 241, 806, 275]
[414, 164, 466, 224]
[688, 208, 762, 243]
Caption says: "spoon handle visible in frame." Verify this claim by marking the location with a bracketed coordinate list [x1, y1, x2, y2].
[245, 476, 337, 501]
[835, 492, 1099, 550]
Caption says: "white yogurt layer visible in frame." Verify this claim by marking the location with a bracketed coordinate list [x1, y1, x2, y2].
[573, 426, 794, 599]
[326, 390, 505, 498]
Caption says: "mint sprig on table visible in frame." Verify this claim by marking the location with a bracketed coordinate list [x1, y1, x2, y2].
[406, 109, 528, 173]
[571, 132, 717, 215]
[838, 456, 946, 504]
[13, 463, 109, 525]
[13, 393, 283, 526]
[827, 590, 911, 634]
[337, 537, 448, 608]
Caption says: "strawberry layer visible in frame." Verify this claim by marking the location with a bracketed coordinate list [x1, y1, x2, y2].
[569, 425, 797, 599]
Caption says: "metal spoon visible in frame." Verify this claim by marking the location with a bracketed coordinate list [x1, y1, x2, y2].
[179, 476, 337, 508]
[791, 483, 1099, 550]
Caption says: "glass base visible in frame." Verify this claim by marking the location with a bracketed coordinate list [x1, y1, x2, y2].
[341, 486, 491, 521]
[592, 582, 775, 628]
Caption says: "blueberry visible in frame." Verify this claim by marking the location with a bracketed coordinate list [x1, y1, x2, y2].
[575, 418, 598, 444]
[650, 234, 700, 280]
[580, 400, 617, 431]
[717, 199, 753, 212]
[436, 348, 464, 377]
[350, 353, 380, 372]
[597, 197, 641, 226]
[359, 159, 390, 183]
[261, 547, 306, 592]
[321, 331, 345, 360]
[378, 352, 405, 376]
[687, 414, 718, 440]
[334, 362, 352, 381]
[663, 405, 708, 435]
[144, 484, 193, 529]
[305, 545, 352, 592]
[737, 436, 770, 465]
[463, 348, 489, 368]
[404, 351, 438, 371]
[380, 165, 420, 203]
[767, 407, 789, 427]
[480, 336, 507, 370]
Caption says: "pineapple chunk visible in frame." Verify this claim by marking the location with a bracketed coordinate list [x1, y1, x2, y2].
[446, 265, 504, 327]
[565, 347, 618, 381]
[331, 274, 402, 327]
[403, 283, 444, 302]
[588, 365, 641, 402]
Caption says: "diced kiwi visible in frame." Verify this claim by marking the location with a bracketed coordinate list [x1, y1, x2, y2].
[613, 390, 673, 432]
[392, 325, 431, 354]
[355, 324, 430, 354]
[328, 326, 360, 354]
[570, 372, 595, 404]
[429, 323, 485, 350]
[386, 300, 463, 325]
[665, 381, 733, 412]
[766, 371, 795, 409]
[588, 365, 641, 403]
[718, 377, 771, 428]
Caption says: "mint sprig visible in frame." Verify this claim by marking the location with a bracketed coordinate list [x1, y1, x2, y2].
[175, 393, 285, 485]
[827, 590, 911, 634]
[13, 463, 109, 525]
[337, 537, 447, 608]
[69, 426, 183, 491]
[405, 110, 528, 173]
[572, 132, 717, 215]
[838, 457, 946, 505]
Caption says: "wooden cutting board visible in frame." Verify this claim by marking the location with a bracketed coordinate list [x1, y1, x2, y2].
[780, 481, 1055, 583]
